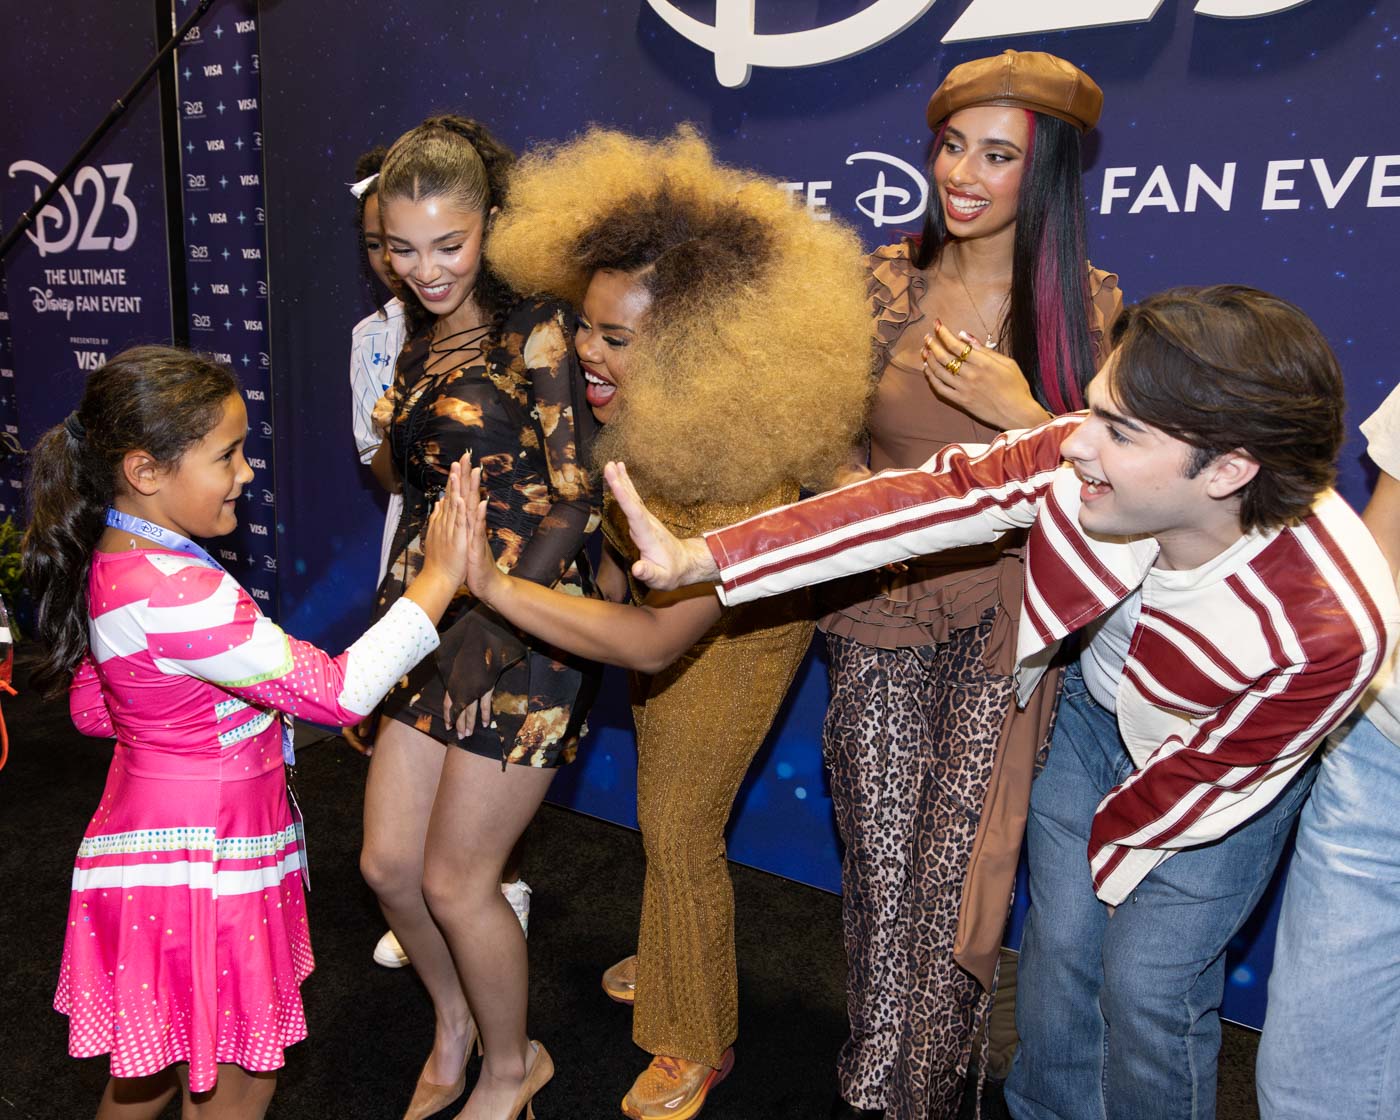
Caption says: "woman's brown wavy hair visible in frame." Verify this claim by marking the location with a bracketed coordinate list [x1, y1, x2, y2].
[487, 126, 874, 508]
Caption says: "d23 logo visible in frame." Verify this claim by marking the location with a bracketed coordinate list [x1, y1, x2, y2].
[646, 0, 1314, 87]
[8, 160, 139, 257]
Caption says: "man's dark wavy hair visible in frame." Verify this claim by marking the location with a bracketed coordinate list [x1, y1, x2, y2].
[1109, 284, 1345, 533]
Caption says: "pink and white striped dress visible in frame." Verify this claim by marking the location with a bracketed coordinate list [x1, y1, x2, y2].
[56, 547, 438, 1090]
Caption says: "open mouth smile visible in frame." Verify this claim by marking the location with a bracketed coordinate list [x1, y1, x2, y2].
[582, 366, 617, 408]
[415, 280, 454, 302]
[1077, 469, 1112, 501]
[945, 190, 991, 220]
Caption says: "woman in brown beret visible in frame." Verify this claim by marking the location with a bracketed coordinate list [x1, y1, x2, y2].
[821, 50, 1121, 1120]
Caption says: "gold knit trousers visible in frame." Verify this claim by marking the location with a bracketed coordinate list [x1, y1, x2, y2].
[630, 608, 814, 1069]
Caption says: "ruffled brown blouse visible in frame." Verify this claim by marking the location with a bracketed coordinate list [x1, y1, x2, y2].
[818, 242, 1122, 675]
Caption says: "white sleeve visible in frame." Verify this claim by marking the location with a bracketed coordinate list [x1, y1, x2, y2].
[1361, 384, 1400, 480]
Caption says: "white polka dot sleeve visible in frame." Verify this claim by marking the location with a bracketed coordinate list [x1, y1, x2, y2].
[337, 598, 440, 715]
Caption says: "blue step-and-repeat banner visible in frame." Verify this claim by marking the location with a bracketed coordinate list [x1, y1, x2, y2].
[3, 0, 1398, 1030]
[254, 0, 1398, 1029]
[169, 0, 279, 608]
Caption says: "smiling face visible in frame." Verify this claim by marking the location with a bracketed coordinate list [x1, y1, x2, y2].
[151, 392, 254, 540]
[932, 105, 1030, 244]
[360, 192, 398, 295]
[576, 268, 653, 425]
[1060, 356, 1256, 569]
[380, 194, 488, 329]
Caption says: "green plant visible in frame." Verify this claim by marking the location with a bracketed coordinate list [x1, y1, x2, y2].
[0, 518, 23, 637]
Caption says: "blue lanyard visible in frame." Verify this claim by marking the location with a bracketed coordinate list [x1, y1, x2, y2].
[105, 508, 222, 569]
[105, 507, 297, 768]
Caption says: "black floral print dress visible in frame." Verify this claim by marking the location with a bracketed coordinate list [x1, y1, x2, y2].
[376, 296, 601, 767]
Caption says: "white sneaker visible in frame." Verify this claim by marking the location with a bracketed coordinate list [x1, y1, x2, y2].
[373, 929, 409, 968]
[373, 883, 528, 967]
[502, 879, 532, 937]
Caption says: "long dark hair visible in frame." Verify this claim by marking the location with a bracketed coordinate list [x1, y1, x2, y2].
[376, 114, 517, 340]
[23, 346, 238, 698]
[910, 111, 1093, 414]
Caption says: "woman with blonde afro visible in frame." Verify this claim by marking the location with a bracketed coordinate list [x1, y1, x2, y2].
[466, 126, 873, 1119]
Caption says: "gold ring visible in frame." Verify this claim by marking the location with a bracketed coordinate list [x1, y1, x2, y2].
[957, 342, 974, 361]
[944, 357, 963, 375]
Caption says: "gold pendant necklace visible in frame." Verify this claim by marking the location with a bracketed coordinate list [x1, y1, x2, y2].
[951, 254, 1006, 350]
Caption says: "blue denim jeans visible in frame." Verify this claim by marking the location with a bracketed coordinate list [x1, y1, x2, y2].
[1257, 711, 1400, 1120]
[1004, 663, 1317, 1120]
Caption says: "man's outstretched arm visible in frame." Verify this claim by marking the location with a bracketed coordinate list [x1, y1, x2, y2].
[604, 414, 1083, 602]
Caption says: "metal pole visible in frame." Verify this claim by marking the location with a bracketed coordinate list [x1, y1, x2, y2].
[0, 0, 217, 262]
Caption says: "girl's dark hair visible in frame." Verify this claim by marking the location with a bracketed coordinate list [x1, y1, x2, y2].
[352, 143, 389, 241]
[377, 114, 518, 339]
[1110, 285, 1345, 533]
[910, 110, 1093, 414]
[352, 144, 423, 319]
[23, 346, 238, 698]
[573, 183, 772, 325]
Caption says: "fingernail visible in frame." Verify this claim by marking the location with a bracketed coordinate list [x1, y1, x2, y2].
[934, 318, 943, 329]
[958, 330, 973, 342]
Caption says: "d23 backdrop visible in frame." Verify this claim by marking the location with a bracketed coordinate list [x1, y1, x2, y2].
[0, 0, 277, 603]
[258, 0, 1398, 1028]
[0, 2, 173, 508]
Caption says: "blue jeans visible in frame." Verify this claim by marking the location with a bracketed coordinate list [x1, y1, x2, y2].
[1004, 664, 1317, 1120]
[1257, 711, 1400, 1120]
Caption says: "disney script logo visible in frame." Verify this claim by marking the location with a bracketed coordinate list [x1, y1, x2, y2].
[29, 287, 75, 319]
[846, 152, 928, 228]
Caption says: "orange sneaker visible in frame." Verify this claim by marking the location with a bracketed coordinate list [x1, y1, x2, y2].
[602, 954, 638, 1005]
[620, 1049, 734, 1120]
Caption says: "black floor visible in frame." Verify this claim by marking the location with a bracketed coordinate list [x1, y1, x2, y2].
[0, 653, 1260, 1119]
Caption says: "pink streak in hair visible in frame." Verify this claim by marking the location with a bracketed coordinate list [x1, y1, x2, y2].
[1025, 110, 1086, 414]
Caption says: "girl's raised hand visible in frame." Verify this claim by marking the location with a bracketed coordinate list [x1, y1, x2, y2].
[921, 322, 1051, 431]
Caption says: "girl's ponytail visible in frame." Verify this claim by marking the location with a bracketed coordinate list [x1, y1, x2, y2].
[25, 416, 112, 697]
[22, 346, 238, 699]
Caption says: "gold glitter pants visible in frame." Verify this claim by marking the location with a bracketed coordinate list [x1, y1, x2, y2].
[630, 606, 814, 1069]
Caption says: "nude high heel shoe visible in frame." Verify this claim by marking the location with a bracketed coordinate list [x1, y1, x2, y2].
[482, 1040, 553, 1120]
[403, 1019, 483, 1120]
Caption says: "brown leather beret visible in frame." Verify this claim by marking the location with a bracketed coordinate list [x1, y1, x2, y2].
[926, 50, 1103, 133]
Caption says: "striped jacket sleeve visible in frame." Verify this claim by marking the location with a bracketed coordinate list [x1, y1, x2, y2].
[144, 563, 439, 724]
[1087, 522, 1395, 905]
[704, 415, 1082, 606]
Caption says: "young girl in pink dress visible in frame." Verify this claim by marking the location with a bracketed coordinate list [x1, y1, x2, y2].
[24, 345, 472, 1119]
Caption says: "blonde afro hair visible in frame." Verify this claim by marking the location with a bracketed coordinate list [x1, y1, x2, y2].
[487, 126, 874, 508]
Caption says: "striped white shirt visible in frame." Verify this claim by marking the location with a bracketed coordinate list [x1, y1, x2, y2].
[349, 298, 406, 582]
[703, 415, 1400, 904]
[350, 298, 406, 463]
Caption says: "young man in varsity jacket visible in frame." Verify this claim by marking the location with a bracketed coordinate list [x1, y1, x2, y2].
[599, 285, 1400, 1120]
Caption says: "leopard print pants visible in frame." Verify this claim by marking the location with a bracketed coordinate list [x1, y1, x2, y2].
[824, 615, 1015, 1119]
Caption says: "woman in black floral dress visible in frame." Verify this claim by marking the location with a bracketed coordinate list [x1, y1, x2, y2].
[359, 115, 597, 1120]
